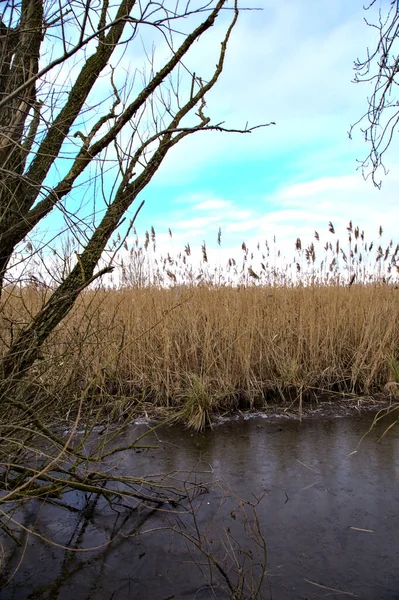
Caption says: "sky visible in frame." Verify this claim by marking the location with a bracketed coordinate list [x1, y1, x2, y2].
[121, 0, 399, 269]
[17, 0, 399, 283]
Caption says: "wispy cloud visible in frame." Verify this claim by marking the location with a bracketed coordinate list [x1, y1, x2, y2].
[134, 1, 399, 265]
[194, 199, 232, 211]
[280, 176, 359, 200]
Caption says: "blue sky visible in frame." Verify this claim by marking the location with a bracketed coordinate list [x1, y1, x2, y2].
[23, 0, 398, 280]
[123, 0, 399, 265]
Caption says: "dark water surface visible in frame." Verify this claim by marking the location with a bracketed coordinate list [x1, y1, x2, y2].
[1, 413, 399, 599]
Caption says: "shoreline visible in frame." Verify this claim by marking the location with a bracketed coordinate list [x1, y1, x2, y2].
[71, 395, 398, 432]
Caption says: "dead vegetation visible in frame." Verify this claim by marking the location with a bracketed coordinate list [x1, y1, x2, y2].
[2, 224, 399, 430]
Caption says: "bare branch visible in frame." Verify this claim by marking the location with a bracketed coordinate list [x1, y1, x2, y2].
[350, 1, 399, 186]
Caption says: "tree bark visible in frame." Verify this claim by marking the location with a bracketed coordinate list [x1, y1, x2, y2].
[0, 1, 252, 382]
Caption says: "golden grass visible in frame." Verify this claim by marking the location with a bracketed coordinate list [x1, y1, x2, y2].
[1, 283, 398, 422]
[1, 223, 399, 427]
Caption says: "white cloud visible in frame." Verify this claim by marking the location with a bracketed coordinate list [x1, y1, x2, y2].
[172, 216, 220, 230]
[224, 219, 259, 234]
[280, 176, 359, 200]
[121, 1, 399, 279]
[194, 199, 232, 211]
[150, 167, 399, 264]
[147, 0, 384, 191]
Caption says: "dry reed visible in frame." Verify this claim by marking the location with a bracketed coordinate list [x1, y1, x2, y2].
[1, 223, 399, 429]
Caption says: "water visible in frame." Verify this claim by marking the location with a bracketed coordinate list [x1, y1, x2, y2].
[1, 412, 399, 599]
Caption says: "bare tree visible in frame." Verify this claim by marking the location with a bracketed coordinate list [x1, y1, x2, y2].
[0, 4, 275, 583]
[350, 0, 399, 187]
[0, 0, 271, 380]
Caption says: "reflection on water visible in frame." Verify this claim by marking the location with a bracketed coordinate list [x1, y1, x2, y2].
[1, 412, 399, 599]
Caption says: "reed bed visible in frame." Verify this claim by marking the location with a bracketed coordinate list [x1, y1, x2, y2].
[1, 223, 399, 428]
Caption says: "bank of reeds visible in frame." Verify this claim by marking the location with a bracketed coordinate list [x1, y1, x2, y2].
[1, 222, 399, 429]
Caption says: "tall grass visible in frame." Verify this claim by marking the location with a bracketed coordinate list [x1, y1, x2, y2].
[1, 223, 399, 428]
